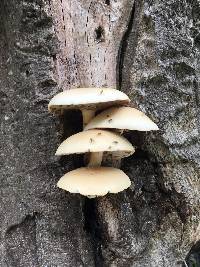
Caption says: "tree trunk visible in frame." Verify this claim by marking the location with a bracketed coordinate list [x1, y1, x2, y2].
[0, 0, 199, 266]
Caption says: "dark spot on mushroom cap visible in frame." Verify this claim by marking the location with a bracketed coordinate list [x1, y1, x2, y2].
[97, 132, 102, 135]
[108, 146, 112, 149]
[108, 119, 112, 123]
[113, 141, 118, 144]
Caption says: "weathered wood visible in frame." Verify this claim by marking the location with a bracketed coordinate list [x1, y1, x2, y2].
[49, 0, 133, 89]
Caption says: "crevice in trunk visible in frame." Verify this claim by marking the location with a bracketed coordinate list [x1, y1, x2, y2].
[58, 109, 83, 170]
[117, 1, 136, 89]
[60, 110, 102, 264]
[83, 199, 104, 267]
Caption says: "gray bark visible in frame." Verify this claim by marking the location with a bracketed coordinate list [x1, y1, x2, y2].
[0, 0, 199, 267]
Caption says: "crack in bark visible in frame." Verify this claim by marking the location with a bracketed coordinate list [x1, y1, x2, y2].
[83, 199, 104, 267]
[117, 0, 136, 89]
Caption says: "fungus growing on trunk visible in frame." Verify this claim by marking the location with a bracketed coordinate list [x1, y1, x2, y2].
[48, 88, 130, 127]
[55, 129, 135, 167]
[48, 88, 159, 197]
[57, 167, 131, 197]
[84, 106, 158, 167]
[84, 106, 159, 131]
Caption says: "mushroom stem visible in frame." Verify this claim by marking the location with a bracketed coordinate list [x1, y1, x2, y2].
[81, 109, 96, 128]
[87, 152, 103, 167]
[86, 152, 103, 198]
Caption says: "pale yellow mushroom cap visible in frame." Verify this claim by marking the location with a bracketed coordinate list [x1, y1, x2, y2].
[85, 107, 159, 131]
[57, 167, 131, 196]
[56, 129, 134, 158]
[48, 88, 130, 114]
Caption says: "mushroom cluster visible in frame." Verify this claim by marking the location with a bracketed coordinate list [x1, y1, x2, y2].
[48, 88, 158, 198]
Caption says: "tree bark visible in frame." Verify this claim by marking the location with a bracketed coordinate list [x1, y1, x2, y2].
[0, 0, 199, 267]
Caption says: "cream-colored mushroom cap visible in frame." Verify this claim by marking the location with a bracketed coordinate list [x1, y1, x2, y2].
[48, 88, 130, 114]
[57, 167, 131, 196]
[56, 129, 134, 157]
[85, 107, 159, 131]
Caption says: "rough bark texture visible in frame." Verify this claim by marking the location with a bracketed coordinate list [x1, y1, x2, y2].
[0, 0, 199, 267]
